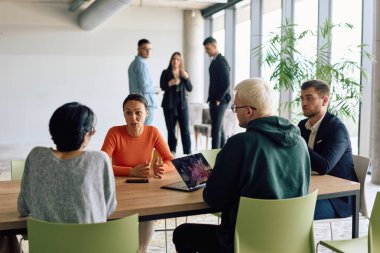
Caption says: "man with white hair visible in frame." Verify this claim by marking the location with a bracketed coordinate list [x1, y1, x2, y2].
[173, 78, 311, 253]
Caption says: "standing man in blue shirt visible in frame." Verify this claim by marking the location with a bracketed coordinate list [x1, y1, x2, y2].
[128, 39, 156, 125]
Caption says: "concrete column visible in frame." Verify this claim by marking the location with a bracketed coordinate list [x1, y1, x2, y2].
[224, 8, 235, 87]
[183, 10, 205, 103]
[250, 0, 262, 78]
[371, 1, 380, 184]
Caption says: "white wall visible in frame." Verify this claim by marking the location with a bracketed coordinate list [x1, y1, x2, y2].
[0, 2, 184, 151]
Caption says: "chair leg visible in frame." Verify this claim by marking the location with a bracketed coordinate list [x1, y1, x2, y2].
[194, 131, 199, 150]
[164, 219, 168, 253]
[19, 236, 24, 253]
[329, 221, 334, 240]
[205, 134, 209, 150]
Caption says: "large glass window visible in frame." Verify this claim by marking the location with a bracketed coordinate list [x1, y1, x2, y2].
[212, 10, 225, 55]
[331, 0, 362, 154]
[292, 0, 318, 123]
[234, 0, 251, 84]
[261, 0, 281, 115]
[294, 0, 318, 63]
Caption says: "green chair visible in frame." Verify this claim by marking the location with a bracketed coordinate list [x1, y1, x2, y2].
[27, 214, 139, 253]
[235, 191, 318, 253]
[198, 148, 221, 168]
[319, 154, 371, 240]
[11, 160, 25, 180]
[318, 191, 380, 253]
[352, 155, 370, 218]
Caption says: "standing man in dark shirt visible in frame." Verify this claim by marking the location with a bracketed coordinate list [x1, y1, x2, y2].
[203, 37, 231, 148]
[298, 79, 358, 219]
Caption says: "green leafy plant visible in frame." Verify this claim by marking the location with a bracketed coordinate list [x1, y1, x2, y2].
[254, 20, 374, 122]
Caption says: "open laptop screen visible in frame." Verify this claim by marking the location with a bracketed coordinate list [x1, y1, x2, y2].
[172, 153, 212, 189]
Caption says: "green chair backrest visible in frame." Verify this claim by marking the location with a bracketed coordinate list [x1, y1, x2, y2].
[198, 149, 221, 167]
[27, 214, 139, 253]
[369, 192, 380, 253]
[352, 154, 370, 217]
[11, 160, 25, 181]
[235, 190, 318, 253]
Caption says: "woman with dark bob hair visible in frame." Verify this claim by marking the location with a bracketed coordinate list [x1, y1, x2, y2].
[101, 94, 174, 253]
[18, 102, 117, 223]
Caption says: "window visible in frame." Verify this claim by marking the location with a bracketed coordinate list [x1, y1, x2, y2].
[212, 10, 225, 55]
[292, 0, 318, 123]
[261, 0, 281, 115]
[331, 0, 362, 154]
[234, 0, 251, 84]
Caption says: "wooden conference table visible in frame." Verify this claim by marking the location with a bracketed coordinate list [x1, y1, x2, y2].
[0, 171, 360, 238]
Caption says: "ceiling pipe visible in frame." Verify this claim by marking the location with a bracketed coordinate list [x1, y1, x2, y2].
[78, 0, 133, 31]
[69, 0, 88, 12]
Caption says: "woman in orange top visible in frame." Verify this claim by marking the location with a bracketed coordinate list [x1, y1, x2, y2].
[101, 93, 174, 178]
[101, 93, 174, 253]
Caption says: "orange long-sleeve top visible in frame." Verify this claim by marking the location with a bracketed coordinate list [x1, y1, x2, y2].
[101, 125, 174, 177]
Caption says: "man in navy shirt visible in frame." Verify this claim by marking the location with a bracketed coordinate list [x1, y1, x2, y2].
[203, 37, 231, 148]
[298, 79, 358, 219]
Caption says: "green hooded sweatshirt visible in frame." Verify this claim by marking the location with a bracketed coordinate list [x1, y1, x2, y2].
[203, 116, 311, 252]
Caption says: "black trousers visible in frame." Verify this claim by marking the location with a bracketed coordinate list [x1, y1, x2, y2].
[173, 223, 225, 253]
[163, 106, 191, 154]
[209, 101, 228, 149]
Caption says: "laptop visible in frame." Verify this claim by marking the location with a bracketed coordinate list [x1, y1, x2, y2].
[161, 153, 212, 192]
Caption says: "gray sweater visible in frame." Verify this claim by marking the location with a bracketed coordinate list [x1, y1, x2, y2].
[18, 147, 117, 223]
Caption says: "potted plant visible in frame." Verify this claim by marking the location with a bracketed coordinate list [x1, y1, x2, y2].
[254, 20, 374, 122]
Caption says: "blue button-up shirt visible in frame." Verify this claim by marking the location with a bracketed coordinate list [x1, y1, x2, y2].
[128, 56, 155, 108]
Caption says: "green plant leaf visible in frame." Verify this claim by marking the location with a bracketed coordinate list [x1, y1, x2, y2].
[252, 20, 374, 122]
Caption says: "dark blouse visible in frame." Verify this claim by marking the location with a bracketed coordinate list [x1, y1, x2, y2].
[160, 69, 193, 110]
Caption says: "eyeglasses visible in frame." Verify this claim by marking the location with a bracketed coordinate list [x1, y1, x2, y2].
[230, 104, 256, 113]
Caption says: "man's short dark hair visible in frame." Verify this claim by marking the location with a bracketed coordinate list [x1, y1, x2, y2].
[203, 36, 217, 46]
[49, 102, 95, 152]
[301, 79, 330, 97]
[138, 39, 150, 47]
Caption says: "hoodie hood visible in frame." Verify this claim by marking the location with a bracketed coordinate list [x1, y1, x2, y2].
[246, 116, 301, 147]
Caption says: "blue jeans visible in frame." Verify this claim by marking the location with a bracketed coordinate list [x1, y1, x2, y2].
[314, 199, 338, 220]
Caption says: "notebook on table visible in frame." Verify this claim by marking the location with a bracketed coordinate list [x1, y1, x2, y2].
[161, 153, 212, 192]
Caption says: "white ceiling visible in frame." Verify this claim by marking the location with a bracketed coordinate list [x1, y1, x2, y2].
[131, 0, 227, 9]
[0, 0, 227, 10]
